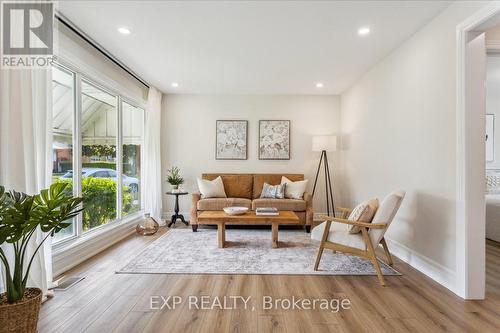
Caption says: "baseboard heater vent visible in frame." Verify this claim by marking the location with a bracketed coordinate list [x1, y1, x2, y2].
[54, 277, 85, 291]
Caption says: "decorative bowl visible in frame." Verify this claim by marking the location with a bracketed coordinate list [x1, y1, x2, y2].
[223, 207, 249, 215]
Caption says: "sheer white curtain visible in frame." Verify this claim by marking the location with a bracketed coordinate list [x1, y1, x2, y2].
[143, 87, 163, 223]
[0, 67, 53, 300]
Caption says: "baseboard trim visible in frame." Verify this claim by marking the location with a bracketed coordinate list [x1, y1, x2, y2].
[385, 237, 456, 294]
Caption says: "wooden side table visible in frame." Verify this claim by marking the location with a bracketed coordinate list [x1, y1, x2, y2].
[166, 191, 189, 227]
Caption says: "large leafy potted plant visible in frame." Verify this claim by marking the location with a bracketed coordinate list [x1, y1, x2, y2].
[0, 183, 82, 333]
[166, 166, 184, 190]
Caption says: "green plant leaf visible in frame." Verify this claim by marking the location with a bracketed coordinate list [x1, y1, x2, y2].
[0, 183, 83, 303]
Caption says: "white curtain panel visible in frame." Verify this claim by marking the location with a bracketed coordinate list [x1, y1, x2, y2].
[0, 67, 54, 300]
[143, 87, 163, 223]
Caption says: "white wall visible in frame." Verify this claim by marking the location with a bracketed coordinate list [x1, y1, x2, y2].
[340, 1, 487, 293]
[487, 54, 500, 169]
[161, 95, 341, 215]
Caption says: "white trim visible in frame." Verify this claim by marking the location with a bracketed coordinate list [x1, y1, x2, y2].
[385, 238, 455, 292]
[74, 71, 83, 237]
[117, 96, 123, 219]
[52, 214, 142, 276]
[456, 2, 500, 299]
[486, 39, 500, 51]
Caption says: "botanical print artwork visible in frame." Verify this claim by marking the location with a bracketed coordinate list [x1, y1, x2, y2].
[216, 120, 247, 160]
[259, 120, 290, 160]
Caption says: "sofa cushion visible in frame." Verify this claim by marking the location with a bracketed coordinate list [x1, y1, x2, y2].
[281, 176, 308, 199]
[202, 174, 253, 199]
[197, 198, 252, 211]
[253, 174, 304, 199]
[252, 198, 306, 211]
[260, 183, 286, 199]
[197, 176, 227, 199]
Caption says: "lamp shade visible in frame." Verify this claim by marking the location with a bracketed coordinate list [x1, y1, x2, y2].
[312, 135, 337, 152]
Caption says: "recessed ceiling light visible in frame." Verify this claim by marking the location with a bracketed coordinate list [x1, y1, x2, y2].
[316, 82, 324, 88]
[358, 27, 371, 36]
[118, 27, 130, 35]
[171, 82, 179, 88]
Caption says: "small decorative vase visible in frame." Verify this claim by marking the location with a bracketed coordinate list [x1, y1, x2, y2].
[171, 184, 179, 190]
[136, 213, 160, 236]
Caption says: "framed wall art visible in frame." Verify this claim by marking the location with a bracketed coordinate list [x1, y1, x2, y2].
[216, 120, 248, 160]
[259, 120, 290, 160]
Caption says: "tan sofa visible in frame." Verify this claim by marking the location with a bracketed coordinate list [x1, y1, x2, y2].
[191, 173, 313, 232]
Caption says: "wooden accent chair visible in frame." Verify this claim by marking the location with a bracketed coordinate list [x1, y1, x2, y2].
[311, 190, 405, 286]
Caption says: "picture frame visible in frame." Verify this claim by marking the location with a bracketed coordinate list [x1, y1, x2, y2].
[258, 120, 290, 160]
[215, 120, 248, 160]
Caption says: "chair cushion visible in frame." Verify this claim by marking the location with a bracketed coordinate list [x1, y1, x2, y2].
[252, 198, 306, 211]
[311, 221, 366, 250]
[370, 190, 405, 245]
[253, 174, 304, 199]
[202, 174, 253, 199]
[197, 177, 227, 199]
[349, 198, 379, 234]
[197, 198, 252, 210]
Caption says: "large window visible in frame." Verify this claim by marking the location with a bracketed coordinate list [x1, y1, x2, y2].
[51, 63, 145, 244]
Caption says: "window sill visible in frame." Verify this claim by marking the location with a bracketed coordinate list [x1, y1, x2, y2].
[52, 211, 144, 276]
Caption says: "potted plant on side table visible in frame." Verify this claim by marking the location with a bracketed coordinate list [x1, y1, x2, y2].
[0, 183, 83, 333]
[166, 166, 184, 192]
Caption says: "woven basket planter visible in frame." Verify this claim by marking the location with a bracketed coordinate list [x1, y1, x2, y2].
[0, 288, 42, 333]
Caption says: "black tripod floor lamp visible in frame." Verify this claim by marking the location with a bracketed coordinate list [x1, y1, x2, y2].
[312, 135, 337, 217]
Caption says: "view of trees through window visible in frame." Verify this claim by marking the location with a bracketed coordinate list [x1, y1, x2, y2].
[80, 79, 118, 231]
[51, 64, 144, 242]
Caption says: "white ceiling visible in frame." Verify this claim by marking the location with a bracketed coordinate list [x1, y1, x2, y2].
[58, 1, 450, 95]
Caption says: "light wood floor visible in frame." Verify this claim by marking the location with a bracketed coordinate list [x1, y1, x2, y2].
[39, 227, 500, 333]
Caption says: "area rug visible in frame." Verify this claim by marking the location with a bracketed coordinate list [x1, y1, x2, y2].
[117, 229, 400, 276]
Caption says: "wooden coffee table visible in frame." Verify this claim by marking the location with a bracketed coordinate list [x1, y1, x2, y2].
[197, 210, 300, 248]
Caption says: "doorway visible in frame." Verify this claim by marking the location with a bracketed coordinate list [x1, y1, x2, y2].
[457, 3, 500, 300]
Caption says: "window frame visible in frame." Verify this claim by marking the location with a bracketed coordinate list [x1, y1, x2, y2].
[51, 63, 78, 243]
[52, 60, 146, 246]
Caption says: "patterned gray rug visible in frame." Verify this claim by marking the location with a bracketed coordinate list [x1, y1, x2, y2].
[117, 229, 400, 276]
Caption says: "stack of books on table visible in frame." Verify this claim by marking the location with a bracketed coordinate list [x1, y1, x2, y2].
[256, 207, 279, 216]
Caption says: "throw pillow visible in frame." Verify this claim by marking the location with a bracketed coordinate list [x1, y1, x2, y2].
[260, 183, 286, 199]
[348, 198, 379, 234]
[281, 176, 308, 199]
[197, 176, 227, 198]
